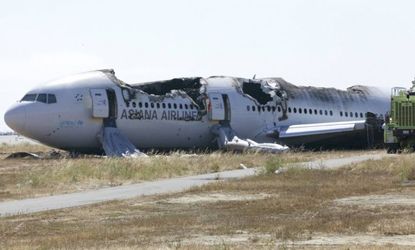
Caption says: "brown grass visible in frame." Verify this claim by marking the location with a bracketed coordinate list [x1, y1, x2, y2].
[2, 153, 415, 249]
[0, 142, 374, 201]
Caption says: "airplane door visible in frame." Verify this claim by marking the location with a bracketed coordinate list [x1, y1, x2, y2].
[90, 89, 109, 118]
[208, 93, 231, 121]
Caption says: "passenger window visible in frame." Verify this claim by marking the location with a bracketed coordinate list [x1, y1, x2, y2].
[350, 112, 353, 117]
[145, 102, 149, 108]
[36, 94, 47, 103]
[173, 103, 177, 109]
[345, 112, 348, 117]
[47, 94, 57, 104]
[168, 103, 172, 109]
[288, 107, 292, 113]
[185, 104, 188, 110]
[179, 104, 183, 109]
[293, 108, 297, 113]
[340, 111, 343, 117]
[314, 109, 317, 115]
[258, 106, 261, 112]
[272, 106, 276, 112]
[138, 102, 142, 108]
[21, 94, 37, 102]
[150, 103, 154, 108]
[304, 109, 307, 114]
[262, 106, 265, 112]
[247, 106, 250, 111]
[277, 106, 281, 112]
[309, 109, 312, 114]
[299, 108, 302, 114]
[189, 104, 194, 109]
[329, 110, 333, 116]
[156, 103, 160, 109]
[132, 102, 137, 108]
[267, 106, 271, 112]
[319, 110, 323, 115]
[252, 106, 256, 112]
[360, 113, 363, 118]
[162, 103, 166, 109]
[355, 112, 358, 118]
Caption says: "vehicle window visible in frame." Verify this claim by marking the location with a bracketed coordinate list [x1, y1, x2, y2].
[21, 94, 37, 102]
[150, 103, 154, 108]
[179, 104, 183, 109]
[156, 103, 160, 109]
[360, 113, 363, 118]
[37, 94, 47, 103]
[185, 104, 188, 110]
[319, 110, 323, 115]
[247, 105, 250, 111]
[340, 111, 343, 117]
[304, 109, 307, 114]
[132, 102, 137, 108]
[47, 94, 57, 104]
[267, 106, 271, 112]
[350, 112, 353, 117]
[168, 103, 172, 109]
[252, 106, 256, 112]
[293, 108, 297, 113]
[355, 112, 358, 118]
[324, 110, 328, 116]
[288, 107, 292, 113]
[309, 109, 312, 114]
[314, 109, 318, 115]
[277, 106, 281, 112]
[329, 110, 333, 116]
[138, 102, 142, 108]
[145, 102, 149, 108]
[272, 106, 276, 112]
[299, 108, 302, 114]
[162, 103, 166, 109]
[173, 103, 177, 109]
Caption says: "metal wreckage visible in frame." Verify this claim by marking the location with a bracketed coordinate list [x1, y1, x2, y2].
[99, 70, 385, 157]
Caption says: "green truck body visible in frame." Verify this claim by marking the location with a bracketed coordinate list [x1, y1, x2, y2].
[384, 85, 415, 153]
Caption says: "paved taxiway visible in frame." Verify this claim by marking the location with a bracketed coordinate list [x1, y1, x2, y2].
[0, 153, 390, 217]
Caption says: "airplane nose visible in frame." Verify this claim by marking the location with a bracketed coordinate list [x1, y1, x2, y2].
[4, 104, 27, 133]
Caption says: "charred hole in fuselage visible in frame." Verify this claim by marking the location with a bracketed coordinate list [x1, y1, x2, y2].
[241, 80, 273, 105]
[130, 78, 205, 110]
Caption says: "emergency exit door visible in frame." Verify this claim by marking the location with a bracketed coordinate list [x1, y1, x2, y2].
[208, 93, 231, 121]
[90, 89, 110, 118]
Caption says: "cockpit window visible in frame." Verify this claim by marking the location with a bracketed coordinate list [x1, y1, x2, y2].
[37, 94, 47, 103]
[20, 93, 57, 104]
[21, 94, 37, 102]
[47, 94, 57, 104]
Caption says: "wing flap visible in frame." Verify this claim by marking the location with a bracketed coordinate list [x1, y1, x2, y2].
[271, 120, 366, 138]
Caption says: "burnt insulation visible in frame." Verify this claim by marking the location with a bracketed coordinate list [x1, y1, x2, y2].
[242, 80, 273, 105]
[134, 78, 205, 109]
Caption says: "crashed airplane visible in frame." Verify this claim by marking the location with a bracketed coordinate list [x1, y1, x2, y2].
[4, 69, 389, 156]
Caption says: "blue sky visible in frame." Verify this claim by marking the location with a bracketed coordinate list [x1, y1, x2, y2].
[1, 0, 415, 131]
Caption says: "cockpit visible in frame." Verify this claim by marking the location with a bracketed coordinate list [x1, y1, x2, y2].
[21, 93, 57, 104]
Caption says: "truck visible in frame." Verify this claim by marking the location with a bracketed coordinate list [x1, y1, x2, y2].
[384, 80, 415, 153]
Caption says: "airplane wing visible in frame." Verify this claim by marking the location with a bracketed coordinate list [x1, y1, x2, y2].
[267, 120, 366, 139]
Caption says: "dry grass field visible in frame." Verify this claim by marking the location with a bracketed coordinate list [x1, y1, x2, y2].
[0, 143, 366, 201]
[1, 146, 415, 249]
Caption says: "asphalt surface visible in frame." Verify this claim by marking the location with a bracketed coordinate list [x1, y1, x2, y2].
[0, 153, 390, 217]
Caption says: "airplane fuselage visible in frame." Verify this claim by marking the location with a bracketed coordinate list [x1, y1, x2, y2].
[4, 70, 389, 153]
